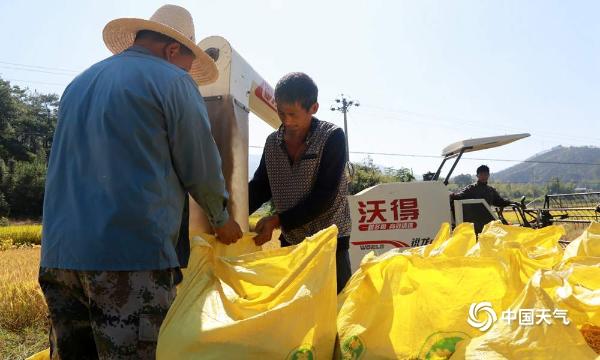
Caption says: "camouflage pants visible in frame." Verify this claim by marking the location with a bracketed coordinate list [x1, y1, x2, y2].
[39, 267, 178, 360]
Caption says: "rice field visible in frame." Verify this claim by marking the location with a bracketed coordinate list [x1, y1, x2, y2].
[0, 225, 42, 249]
[0, 247, 48, 360]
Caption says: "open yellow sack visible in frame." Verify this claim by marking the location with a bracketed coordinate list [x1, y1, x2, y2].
[336, 221, 599, 359]
[157, 226, 339, 359]
[198, 230, 262, 257]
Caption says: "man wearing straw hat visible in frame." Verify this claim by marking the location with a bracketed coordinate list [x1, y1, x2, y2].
[39, 5, 242, 358]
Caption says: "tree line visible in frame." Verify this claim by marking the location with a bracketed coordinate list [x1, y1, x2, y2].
[0, 78, 57, 219]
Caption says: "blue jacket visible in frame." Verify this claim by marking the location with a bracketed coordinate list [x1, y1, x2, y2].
[41, 46, 228, 271]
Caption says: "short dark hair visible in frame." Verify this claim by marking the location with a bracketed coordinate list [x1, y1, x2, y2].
[134, 30, 194, 57]
[274, 72, 318, 111]
[477, 165, 490, 174]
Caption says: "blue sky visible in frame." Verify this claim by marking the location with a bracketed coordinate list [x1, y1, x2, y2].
[1, 0, 598, 178]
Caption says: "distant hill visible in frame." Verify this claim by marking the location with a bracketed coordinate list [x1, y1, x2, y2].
[494, 146, 600, 187]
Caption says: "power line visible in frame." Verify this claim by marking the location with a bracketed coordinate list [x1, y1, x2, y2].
[359, 104, 600, 143]
[248, 145, 600, 166]
[1, 61, 598, 139]
[1, 60, 597, 143]
[0, 60, 79, 74]
[0, 65, 76, 76]
[4, 78, 68, 87]
[2, 63, 598, 144]
[360, 107, 600, 144]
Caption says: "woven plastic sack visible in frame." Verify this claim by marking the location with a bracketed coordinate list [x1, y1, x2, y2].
[336, 223, 512, 359]
[157, 226, 338, 359]
[25, 349, 49, 360]
[452, 271, 599, 359]
[336, 222, 600, 359]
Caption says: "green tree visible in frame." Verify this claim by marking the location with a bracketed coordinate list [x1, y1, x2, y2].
[0, 192, 9, 217]
[0, 79, 58, 162]
[4, 151, 47, 219]
[384, 167, 415, 183]
[349, 157, 382, 195]
[0, 79, 23, 160]
[0, 77, 58, 219]
[452, 173, 475, 188]
[349, 157, 415, 195]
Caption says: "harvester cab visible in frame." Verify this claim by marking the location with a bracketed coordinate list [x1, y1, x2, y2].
[436, 133, 530, 233]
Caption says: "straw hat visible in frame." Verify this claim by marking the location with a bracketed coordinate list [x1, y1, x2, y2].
[103, 4, 218, 85]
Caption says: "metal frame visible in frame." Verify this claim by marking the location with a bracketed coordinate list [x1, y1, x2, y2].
[540, 191, 600, 226]
[432, 147, 470, 185]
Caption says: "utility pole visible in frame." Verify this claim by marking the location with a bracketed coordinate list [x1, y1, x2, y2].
[331, 94, 360, 160]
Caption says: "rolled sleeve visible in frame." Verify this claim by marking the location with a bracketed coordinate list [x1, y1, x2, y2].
[163, 75, 229, 227]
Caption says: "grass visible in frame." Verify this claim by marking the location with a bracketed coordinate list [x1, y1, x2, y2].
[0, 225, 42, 249]
[0, 327, 48, 360]
[0, 247, 48, 360]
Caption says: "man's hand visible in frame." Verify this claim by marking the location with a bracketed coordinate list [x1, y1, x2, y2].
[214, 218, 242, 245]
[253, 215, 280, 246]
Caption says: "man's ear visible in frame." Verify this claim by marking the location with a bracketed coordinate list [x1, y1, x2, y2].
[310, 102, 319, 115]
[164, 42, 181, 60]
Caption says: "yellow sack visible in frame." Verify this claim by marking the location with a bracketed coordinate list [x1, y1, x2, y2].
[336, 222, 595, 359]
[197, 231, 262, 257]
[452, 271, 599, 360]
[549, 223, 600, 347]
[157, 227, 338, 359]
[337, 223, 511, 359]
[25, 349, 49, 360]
[551, 260, 600, 329]
[562, 222, 600, 259]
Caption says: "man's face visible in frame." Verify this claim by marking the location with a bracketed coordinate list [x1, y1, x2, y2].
[277, 101, 318, 132]
[477, 171, 490, 184]
[163, 43, 195, 72]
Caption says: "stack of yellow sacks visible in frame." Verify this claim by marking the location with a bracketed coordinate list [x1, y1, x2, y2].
[336, 222, 600, 359]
